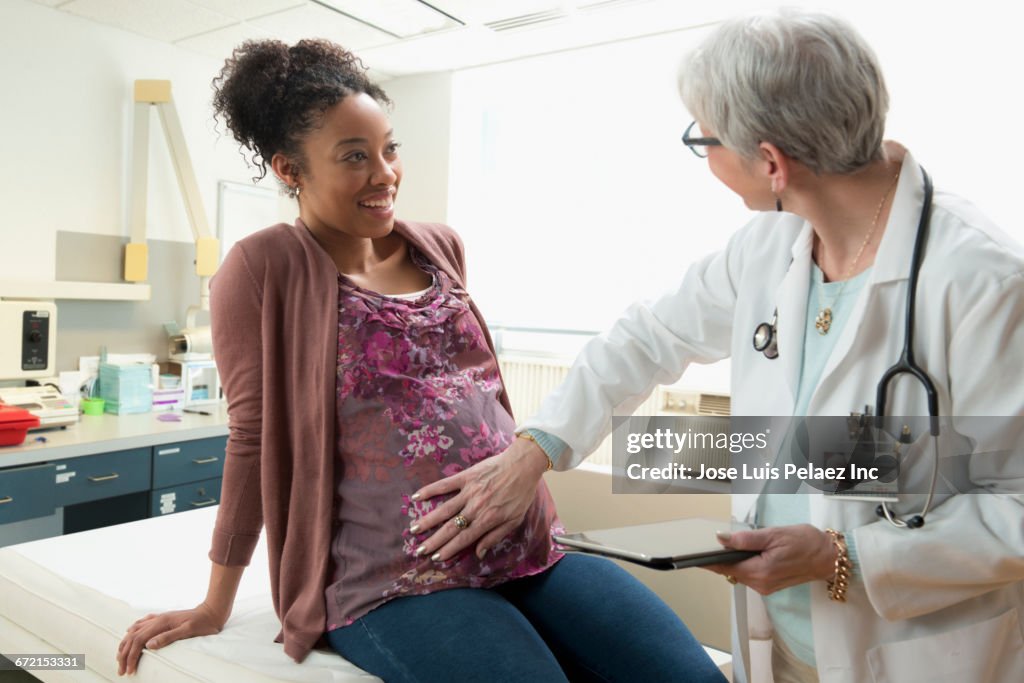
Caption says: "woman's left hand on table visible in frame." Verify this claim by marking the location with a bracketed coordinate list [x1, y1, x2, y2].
[703, 524, 837, 595]
[407, 437, 550, 562]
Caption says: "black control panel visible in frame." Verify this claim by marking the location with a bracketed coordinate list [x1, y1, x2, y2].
[22, 309, 51, 371]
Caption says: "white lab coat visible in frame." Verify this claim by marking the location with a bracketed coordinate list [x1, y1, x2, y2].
[521, 150, 1024, 682]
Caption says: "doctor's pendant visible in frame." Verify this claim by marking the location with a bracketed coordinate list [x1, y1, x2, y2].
[815, 307, 833, 335]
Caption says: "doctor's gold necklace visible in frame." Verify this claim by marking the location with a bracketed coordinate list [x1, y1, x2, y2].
[814, 170, 901, 335]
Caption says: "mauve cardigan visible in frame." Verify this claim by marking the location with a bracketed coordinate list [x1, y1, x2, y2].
[208, 218, 513, 663]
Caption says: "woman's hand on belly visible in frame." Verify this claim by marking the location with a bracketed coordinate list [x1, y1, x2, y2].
[703, 524, 837, 595]
[407, 438, 550, 562]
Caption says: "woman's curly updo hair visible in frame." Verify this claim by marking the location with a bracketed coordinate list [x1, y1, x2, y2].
[212, 38, 390, 195]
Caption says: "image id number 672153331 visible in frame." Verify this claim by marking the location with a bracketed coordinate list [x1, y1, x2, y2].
[0, 653, 86, 671]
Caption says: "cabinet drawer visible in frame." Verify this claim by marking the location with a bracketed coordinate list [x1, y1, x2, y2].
[150, 476, 221, 517]
[0, 463, 57, 524]
[54, 448, 151, 507]
[152, 436, 227, 488]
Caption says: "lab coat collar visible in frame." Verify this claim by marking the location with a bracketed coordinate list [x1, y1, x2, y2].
[811, 146, 928, 405]
[867, 144, 927, 286]
[772, 145, 927, 405]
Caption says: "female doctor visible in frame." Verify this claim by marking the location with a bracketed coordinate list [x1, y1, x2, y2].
[409, 9, 1024, 683]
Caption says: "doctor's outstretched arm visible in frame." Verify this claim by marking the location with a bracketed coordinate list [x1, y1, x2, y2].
[412, 230, 748, 560]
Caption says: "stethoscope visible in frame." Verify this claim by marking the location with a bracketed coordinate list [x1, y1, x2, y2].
[753, 169, 940, 529]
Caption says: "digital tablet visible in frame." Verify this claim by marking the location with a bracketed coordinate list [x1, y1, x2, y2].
[553, 517, 757, 570]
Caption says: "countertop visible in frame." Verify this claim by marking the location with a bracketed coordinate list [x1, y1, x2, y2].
[0, 405, 230, 468]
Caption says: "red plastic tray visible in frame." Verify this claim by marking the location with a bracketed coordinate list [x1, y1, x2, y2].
[0, 404, 41, 447]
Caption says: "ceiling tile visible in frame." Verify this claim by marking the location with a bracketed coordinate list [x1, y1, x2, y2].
[357, 0, 718, 76]
[174, 21, 276, 60]
[315, 0, 460, 38]
[249, 4, 395, 50]
[184, 0, 304, 21]
[60, 0, 235, 42]
[365, 66, 395, 83]
[29, 0, 74, 7]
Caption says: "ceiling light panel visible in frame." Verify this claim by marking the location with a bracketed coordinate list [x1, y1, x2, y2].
[184, 0, 304, 21]
[60, 0, 234, 42]
[249, 3, 395, 50]
[314, 0, 461, 38]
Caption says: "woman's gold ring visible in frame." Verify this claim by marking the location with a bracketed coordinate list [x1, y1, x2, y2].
[725, 575, 738, 585]
[453, 514, 470, 530]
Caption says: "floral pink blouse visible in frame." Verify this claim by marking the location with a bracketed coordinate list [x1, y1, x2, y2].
[324, 249, 564, 630]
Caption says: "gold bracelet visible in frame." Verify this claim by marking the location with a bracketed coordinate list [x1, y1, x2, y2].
[516, 431, 553, 471]
[824, 528, 851, 602]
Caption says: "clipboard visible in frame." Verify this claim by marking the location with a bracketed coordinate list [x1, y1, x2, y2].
[553, 517, 757, 570]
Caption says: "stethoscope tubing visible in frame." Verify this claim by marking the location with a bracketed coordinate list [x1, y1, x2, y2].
[875, 169, 940, 437]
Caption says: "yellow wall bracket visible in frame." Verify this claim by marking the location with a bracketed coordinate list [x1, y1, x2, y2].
[124, 242, 149, 282]
[126, 78, 219, 285]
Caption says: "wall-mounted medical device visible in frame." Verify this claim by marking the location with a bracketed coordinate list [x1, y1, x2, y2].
[0, 301, 57, 380]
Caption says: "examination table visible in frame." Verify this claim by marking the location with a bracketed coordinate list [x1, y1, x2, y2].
[0, 504, 730, 681]
[0, 507, 378, 682]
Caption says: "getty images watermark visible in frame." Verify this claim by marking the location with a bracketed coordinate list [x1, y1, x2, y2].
[611, 415, 1023, 496]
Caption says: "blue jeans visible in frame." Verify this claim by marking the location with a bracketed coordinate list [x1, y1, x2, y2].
[326, 554, 726, 683]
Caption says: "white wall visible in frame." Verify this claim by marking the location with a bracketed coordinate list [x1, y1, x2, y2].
[3, 0, 1020, 386]
[384, 72, 454, 225]
[0, 0, 288, 283]
[442, 0, 1024, 392]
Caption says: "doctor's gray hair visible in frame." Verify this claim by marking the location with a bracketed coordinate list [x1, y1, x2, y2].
[678, 9, 888, 175]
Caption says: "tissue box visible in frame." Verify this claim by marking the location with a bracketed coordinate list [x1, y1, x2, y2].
[99, 362, 153, 415]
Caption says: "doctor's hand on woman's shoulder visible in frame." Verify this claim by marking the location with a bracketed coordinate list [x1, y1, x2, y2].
[116, 601, 228, 676]
[703, 524, 837, 596]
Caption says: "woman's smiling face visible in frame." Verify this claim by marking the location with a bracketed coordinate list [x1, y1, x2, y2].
[294, 92, 403, 240]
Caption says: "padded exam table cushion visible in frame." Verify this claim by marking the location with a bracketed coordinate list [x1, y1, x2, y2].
[0, 506, 380, 682]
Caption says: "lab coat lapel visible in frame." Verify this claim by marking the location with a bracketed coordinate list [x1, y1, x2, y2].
[775, 221, 814, 406]
[733, 227, 813, 524]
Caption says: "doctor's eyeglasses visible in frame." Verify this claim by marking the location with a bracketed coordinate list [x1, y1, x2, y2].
[682, 120, 722, 158]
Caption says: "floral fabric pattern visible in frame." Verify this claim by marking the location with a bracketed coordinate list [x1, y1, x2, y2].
[324, 250, 564, 630]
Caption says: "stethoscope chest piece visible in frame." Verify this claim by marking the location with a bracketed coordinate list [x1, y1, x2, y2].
[753, 308, 779, 359]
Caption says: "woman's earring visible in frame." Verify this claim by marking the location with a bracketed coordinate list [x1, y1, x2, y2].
[775, 196, 783, 212]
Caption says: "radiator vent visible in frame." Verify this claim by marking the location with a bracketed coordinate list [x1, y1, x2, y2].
[498, 357, 570, 421]
[660, 389, 731, 416]
[499, 355, 728, 466]
[697, 392, 731, 416]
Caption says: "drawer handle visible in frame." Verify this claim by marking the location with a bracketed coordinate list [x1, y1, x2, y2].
[190, 497, 217, 507]
[88, 473, 120, 482]
[0, 496, 12, 505]
[192, 457, 220, 465]
[157, 448, 181, 456]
